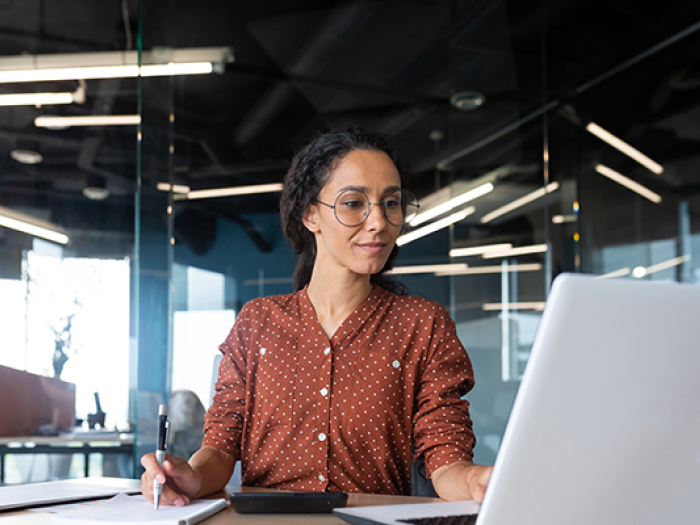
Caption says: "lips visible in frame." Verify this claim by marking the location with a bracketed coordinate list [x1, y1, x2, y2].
[357, 242, 387, 253]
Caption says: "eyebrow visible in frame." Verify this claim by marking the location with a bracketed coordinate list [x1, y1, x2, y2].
[338, 185, 401, 194]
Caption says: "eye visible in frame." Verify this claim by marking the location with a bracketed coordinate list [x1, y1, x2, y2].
[339, 199, 364, 209]
[383, 196, 401, 209]
[337, 192, 367, 210]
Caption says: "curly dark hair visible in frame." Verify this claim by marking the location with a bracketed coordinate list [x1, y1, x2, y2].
[280, 125, 408, 294]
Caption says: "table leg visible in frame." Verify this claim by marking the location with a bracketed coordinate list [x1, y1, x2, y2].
[84, 451, 89, 477]
[1, 452, 4, 484]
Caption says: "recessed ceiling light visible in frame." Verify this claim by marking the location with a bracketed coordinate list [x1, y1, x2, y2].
[10, 149, 43, 165]
[83, 175, 110, 201]
[449, 91, 485, 111]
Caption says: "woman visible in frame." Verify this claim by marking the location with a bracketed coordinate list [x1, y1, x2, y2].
[141, 126, 492, 505]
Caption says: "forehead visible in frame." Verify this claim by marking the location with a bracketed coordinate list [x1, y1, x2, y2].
[323, 149, 401, 194]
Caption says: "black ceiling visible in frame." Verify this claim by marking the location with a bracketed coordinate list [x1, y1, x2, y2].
[1, 0, 699, 251]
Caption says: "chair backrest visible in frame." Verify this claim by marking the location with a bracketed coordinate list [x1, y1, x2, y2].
[210, 352, 242, 487]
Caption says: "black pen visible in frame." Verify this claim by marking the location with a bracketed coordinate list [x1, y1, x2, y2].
[154, 404, 170, 510]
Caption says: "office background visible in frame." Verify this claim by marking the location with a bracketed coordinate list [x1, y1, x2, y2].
[0, 0, 698, 482]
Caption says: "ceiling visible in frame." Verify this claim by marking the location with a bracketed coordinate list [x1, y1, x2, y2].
[1, 0, 699, 258]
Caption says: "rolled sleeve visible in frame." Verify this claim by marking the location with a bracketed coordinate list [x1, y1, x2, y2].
[412, 309, 475, 477]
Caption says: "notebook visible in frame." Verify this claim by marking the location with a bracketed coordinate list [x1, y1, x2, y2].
[48, 493, 226, 525]
[0, 477, 141, 512]
[335, 273, 700, 525]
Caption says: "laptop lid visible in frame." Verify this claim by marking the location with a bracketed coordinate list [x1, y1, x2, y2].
[477, 273, 700, 525]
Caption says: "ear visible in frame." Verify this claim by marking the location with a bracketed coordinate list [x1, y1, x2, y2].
[302, 205, 321, 233]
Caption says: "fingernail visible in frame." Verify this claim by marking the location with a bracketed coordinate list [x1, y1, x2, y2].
[156, 474, 165, 483]
[174, 498, 184, 507]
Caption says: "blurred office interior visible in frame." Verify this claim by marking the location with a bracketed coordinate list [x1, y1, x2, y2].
[0, 0, 698, 482]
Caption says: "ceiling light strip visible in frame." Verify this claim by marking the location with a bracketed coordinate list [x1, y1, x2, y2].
[186, 183, 284, 200]
[35, 115, 141, 127]
[480, 181, 559, 224]
[387, 264, 468, 275]
[409, 182, 493, 226]
[449, 243, 513, 258]
[586, 122, 664, 174]
[594, 164, 662, 203]
[481, 243, 548, 259]
[0, 92, 74, 106]
[642, 255, 691, 276]
[595, 267, 631, 279]
[157, 183, 191, 194]
[396, 207, 474, 247]
[0, 205, 69, 244]
[0, 62, 214, 84]
[482, 301, 546, 311]
[435, 263, 542, 276]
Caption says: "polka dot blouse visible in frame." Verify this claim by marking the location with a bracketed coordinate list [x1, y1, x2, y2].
[202, 285, 476, 496]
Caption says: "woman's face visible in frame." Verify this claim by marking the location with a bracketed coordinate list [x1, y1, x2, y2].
[304, 149, 403, 279]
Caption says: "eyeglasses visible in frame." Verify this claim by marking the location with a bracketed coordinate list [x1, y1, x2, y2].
[315, 189, 419, 227]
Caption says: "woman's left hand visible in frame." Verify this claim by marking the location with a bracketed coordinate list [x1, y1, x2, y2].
[431, 461, 493, 503]
[463, 464, 493, 504]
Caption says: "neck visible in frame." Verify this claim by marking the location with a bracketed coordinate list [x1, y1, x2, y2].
[306, 265, 373, 338]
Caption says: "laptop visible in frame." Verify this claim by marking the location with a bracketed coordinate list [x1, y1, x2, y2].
[335, 273, 700, 525]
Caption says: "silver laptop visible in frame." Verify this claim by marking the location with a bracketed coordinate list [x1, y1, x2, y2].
[336, 273, 700, 525]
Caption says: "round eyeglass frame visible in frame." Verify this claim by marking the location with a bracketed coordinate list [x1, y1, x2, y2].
[315, 188, 419, 227]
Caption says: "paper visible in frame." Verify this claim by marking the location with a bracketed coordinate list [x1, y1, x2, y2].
[0, 478, 141, 512]
[49, 493, 227, 525]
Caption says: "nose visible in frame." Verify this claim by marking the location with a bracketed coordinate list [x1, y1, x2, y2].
[364, 201, 387, 232]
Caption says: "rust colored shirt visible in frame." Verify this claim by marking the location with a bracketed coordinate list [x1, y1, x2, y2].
[203, 285, 475, 495]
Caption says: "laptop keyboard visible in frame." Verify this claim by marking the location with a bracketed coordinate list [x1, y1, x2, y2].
[398, 514, 479, 525]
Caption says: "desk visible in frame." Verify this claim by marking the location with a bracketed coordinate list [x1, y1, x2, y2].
[0, 433, 134, 483]
[0, 484, 439, 524]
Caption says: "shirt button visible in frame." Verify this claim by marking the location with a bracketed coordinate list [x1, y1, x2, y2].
[392, 360, 400, 369]
[260, 348, 266, 356]
[318, 432, 327, 442]
[324, 347, 331, 356]
[318, 474, 326, 482]
[320, 388, 328, 396]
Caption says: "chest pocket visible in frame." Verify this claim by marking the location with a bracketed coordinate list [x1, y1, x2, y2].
[253, 341, 298, 431]
[348, 347, 418, 439]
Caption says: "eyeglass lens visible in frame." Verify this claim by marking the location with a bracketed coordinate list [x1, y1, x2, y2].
[334, 189, 418, 227]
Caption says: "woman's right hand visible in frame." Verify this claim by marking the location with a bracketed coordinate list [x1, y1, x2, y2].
[140, 453, 202, 507]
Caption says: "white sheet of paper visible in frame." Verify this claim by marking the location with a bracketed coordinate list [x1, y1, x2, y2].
[49, 493, 227, 525]
[0, 478, 141, 511]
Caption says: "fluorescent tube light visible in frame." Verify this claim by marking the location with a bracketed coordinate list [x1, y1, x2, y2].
[596, 267, 631, 279]
[435, 263, 542, 276]
[396, 207, 474, 247]
[409, 182, 493, 226]
[586, 122, 663, 174]
[0, 48, 233, 84]
[481, 243, 548, 259]
[0, 92, 73, 106]
[633, 255, 691, 278]
[552, 214, 576, 224]
[480, 181, 559, 224]
[0, 205, 69, 244]
[186, 183, 284, 200]
[483, 301, 546, 311]
[387, 264, 468, 275]
[35, 115, 141, 127]
[594, 164, 662, 204]
[157, 183, 191, 194]
[449, 243, 513, 258]
[0, 63, 212, 83]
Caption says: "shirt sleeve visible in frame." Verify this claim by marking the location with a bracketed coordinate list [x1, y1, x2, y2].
[202, 304, 250, 460]
[412, 305, 476, 477]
